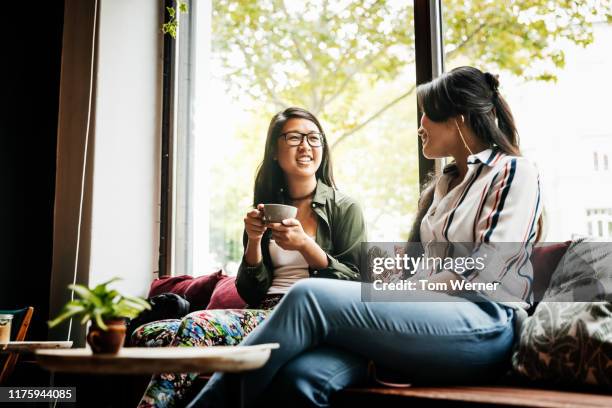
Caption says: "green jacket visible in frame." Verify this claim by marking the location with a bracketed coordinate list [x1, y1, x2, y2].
[236, 179, 367, 306]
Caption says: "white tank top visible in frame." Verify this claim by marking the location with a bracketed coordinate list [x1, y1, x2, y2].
[267, 237, 314, 295]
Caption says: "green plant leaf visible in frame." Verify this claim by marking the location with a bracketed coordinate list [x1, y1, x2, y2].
[93, 310, 107, 330]
[92, 278, 121, 296]
[113, 304, 141, 319]
[111, 298, 147, 319]
[122, 295, 151, 309]
[80, 312, 92, 325]
[69, 284, 103, 307]
[63, 300, 87, 311]
[162, 21, 178, 38]
[48, 305, 86, 328]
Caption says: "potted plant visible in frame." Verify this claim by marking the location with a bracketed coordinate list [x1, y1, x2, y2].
[48, 278, 151, 354]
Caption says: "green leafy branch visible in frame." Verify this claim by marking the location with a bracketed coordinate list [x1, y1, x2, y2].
[162, 1, 189, 39]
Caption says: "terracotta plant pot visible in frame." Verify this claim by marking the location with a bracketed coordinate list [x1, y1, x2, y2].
[87, 319, 126, 354]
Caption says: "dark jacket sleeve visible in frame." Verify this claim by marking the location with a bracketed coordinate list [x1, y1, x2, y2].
[311, 201, 366, 281]
[235, 230, 273, 306]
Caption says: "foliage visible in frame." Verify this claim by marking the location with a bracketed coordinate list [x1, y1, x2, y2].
[162, 1, 189, 39]
[205, 0, 612, 264]
[48, 278, 151, 331]
[212, 0, 612, 146]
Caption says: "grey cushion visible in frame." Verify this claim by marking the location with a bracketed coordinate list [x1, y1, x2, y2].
[512, 237, 612, 386]
[544, 237, 612, 302]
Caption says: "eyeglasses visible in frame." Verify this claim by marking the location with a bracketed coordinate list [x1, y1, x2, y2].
[280, 131, 324, 147]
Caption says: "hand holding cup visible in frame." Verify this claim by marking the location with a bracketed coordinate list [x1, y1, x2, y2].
[244, 204, 267, 241]
[268, 218, 309, 251]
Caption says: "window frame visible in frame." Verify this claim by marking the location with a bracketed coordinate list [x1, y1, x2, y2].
[158, 0, 445, 276]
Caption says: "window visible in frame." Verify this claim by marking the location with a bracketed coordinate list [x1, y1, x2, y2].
[173, 0, 421, 275]
[167, 1, 612, 277]
[443, 2, 612, 241]
[586, 208, 612, 238]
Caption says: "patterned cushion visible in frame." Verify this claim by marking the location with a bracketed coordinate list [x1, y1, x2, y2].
[512, 302, 612, 385]
[512, 238, 612, 386]
[131, 319, 182, 347]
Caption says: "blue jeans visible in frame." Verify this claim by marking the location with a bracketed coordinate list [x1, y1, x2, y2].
[187, 279, 516, 408]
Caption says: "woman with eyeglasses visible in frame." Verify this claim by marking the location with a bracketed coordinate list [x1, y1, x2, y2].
[186, 67, 543, 408]
[135, 107, 366, 408]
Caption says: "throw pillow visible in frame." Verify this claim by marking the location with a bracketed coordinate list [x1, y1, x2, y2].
[530, 241, 571, 302]
[543, 238, 612, 302]
[512, 237, 612, 386]
[149, 275, 193, 297]
[184, 270, 224, 311]
[206, 276, 247, 310]
[512, 302, 612, 386]
[148, 271, 225, 311]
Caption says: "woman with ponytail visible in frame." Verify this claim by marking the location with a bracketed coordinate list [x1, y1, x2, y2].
[186, 67, 543, 408]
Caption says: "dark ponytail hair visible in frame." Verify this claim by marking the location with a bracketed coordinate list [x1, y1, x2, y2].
[409, 66, 542, 242]
[253, 107, 336, 207]
[417, 66, 520, 156]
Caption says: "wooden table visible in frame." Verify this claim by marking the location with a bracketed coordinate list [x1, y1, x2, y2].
[36, 343, 279, 374]
[36, 343, 279, 407]
[1, 341, 73, 353]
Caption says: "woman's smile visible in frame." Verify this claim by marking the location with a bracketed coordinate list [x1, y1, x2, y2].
[296, 154, 314, 166]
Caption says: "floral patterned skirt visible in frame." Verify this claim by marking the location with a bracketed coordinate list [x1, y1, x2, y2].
[133, 294, 283, 408]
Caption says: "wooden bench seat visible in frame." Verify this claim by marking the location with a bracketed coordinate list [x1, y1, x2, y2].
[335, 386, 612, 408]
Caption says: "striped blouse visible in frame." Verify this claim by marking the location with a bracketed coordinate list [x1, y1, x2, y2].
[418, 148, 542, 309]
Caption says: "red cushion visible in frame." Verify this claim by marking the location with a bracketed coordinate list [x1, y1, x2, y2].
[206, 276, 247, 310]
[530, 241, 571, 301]
[184, 271, 224, 311]
[149, 275, 193, 298]
[148, 271, 225, 311]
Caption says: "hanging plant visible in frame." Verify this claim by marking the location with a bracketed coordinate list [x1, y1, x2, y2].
[162, 1, 189, 39]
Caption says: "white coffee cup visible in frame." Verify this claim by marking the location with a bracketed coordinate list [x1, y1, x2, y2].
[262, 204, 298, 224]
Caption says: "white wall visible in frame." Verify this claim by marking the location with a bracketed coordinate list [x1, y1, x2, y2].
[89, 0, 162, 297]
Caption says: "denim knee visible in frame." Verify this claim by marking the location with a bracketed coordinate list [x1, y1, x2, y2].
[263, 346, 368, 408]
[288, 278, 324, 296]
[282, 278, 335, 305]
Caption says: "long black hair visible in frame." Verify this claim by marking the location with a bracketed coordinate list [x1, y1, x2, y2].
[409, 66, 542, 242]
[252, 107, 336, 206]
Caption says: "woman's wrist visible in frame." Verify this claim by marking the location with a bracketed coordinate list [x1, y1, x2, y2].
[299, 237, 329, 269]
[245, 237, 263, 266]
[296, 233, 311, 251]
